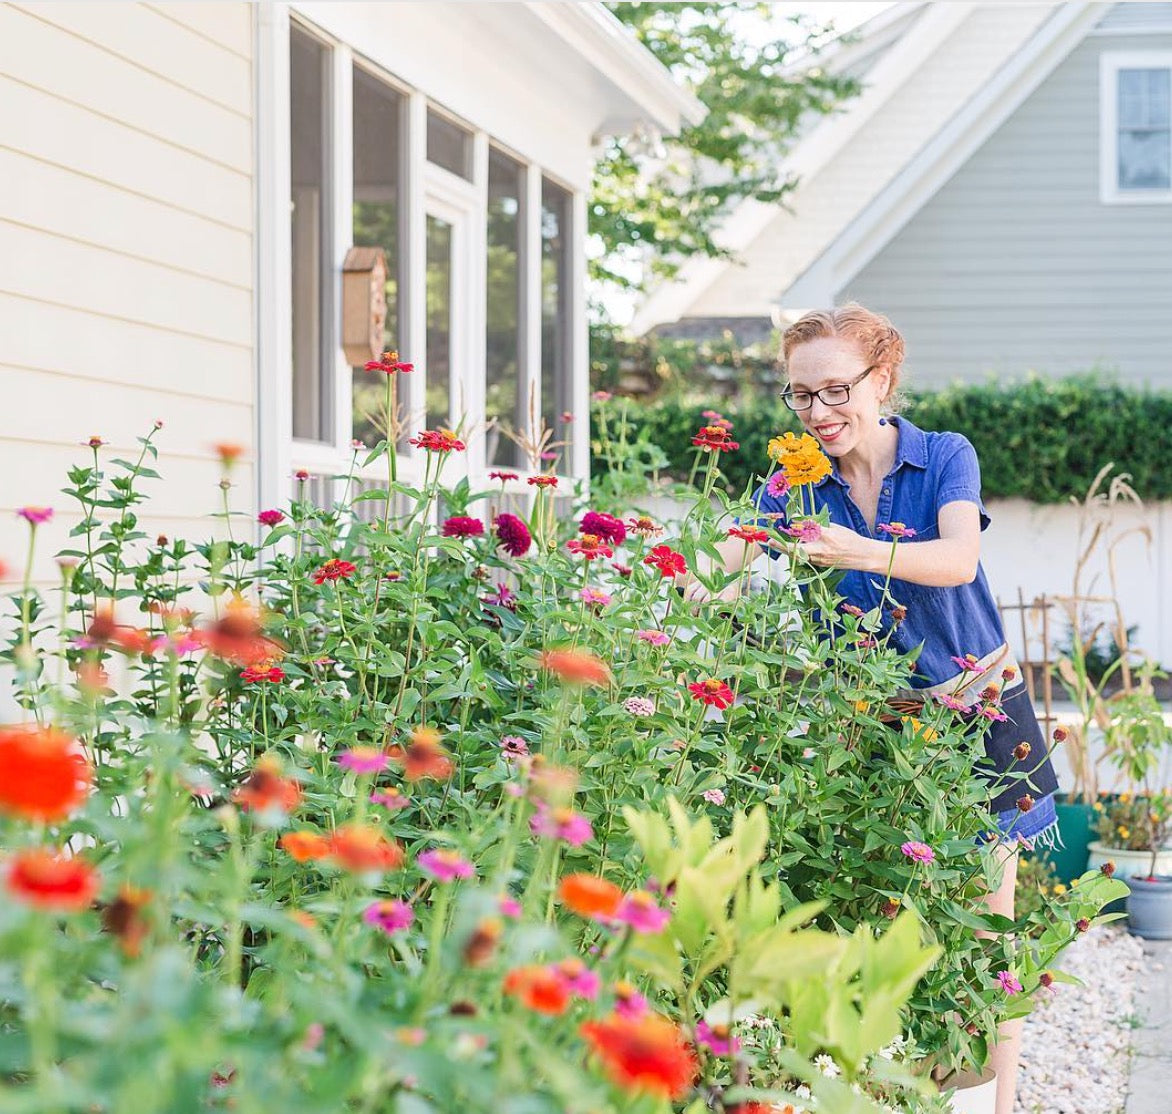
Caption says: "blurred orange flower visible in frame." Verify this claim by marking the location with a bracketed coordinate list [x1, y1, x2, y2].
[0, 725, 92, 822]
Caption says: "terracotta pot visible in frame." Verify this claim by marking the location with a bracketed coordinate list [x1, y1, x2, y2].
[942, 1068, 997, 1114]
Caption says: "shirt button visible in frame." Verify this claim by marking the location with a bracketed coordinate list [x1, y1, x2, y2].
[882, 487, 891, 496]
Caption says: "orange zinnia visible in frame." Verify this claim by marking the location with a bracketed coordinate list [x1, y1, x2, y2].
[502, 964, 571, 1015]
[0, 724, 92, 822]
[538, 648, 613, 688]
[5, 848, 100, 911]
[558, 873, 623, 919]
[197, 597, 284, 667]
[232, 757, 302, 816]
[279, 830, 331, 862]
[387, 727, 454, 781]
[580, 1012, 697, 1100]
[327, 824, 405, 872]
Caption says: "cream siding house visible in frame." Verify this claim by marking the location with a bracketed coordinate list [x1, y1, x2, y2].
[633, 1, 1172, 387]
[0, 1, 702, 582]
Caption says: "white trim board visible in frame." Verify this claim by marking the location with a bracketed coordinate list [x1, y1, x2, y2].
[781, 1, 1110, 309]
[1098, 50, 1172, 206]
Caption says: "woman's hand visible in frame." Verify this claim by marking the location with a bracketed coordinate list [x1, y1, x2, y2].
[794, 522, 874, 570]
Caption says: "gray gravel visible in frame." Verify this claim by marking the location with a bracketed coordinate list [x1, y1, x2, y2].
[1015, 926, 1146, 1114]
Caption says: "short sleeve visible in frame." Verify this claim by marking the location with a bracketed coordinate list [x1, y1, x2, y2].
[935, 435, 991, 532]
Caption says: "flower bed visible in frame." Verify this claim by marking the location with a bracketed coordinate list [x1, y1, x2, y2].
[0, 388, 1126, 1112]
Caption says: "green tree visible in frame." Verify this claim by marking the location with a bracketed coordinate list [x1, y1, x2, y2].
[593, 2, 860, 302]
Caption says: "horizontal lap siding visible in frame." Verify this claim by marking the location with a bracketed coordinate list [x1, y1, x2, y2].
[0, 1, 256, 588]
[842, 32, 1172, 388]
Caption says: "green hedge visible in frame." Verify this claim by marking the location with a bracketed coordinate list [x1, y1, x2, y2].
[591, 375, 1172, 503]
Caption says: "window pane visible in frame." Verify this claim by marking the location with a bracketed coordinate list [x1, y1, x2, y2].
[426, 215, 453, 429]
[1117, 69, 1172, 191]
[352, 67, 404, 448]
[486, 147, 524, 467]
[427, 107, 473, 180]
[540, 178, 573, 472]
[290, 26, 332, 442]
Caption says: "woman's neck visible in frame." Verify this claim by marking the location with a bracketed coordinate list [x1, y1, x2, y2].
[836, 420, 899, 486]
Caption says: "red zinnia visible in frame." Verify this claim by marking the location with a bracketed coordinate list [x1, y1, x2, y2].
[410, 429, 465, 453]
[488, 471, 520, 482]
[643, 545, 687, 579]
[691, 425, 739, 453]
[6, 848, 100, 911]
[494, 513, 531, 557]
[566, 534, 613, 561]
[688, 678, 735, 709]
[240, 663, 285, 684]
[363, 349, 414, 375]
[503, 965, 571, 1015]
[313, 559, 357, 585]
[0, 725, 92, 822]
[580, 1013, 697, 1099]
[442, 516, 484, 538]
[727, 525, 770, 545]
[580, 511, 627, 546]
[527, 475, 558, 488]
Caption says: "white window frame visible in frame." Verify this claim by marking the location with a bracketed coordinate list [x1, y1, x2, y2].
[256, 3, 587, 517]
[1100, 50, 1172, 205]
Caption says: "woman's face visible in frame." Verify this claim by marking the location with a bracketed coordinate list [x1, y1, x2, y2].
[784, 336, 890, 458]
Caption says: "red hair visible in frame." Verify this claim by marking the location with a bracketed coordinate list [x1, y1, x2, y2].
[782, 303, 906, 401]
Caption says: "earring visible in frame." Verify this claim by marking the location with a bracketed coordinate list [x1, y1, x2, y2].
[878, 416, 888, 426]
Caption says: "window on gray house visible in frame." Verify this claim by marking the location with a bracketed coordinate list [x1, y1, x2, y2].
[427, 108, 473, 181]
[290, 24, 333, 443]
[352, 66, 404, 448]
[486, 147, 524, 467]
[541, 178, 573, 472]
[1117, 68, 1171, 191]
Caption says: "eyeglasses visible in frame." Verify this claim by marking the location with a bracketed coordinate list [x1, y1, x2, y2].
[780, 366, 876, 412]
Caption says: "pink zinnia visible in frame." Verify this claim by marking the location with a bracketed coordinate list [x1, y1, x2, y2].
[370, 787, 410, 810]
[257, 509, 285, 527]
[901, 841, 935, 864]
[951, 653, 981, 673]
[766, 472, 791, 499]
[499, 735, 530, 759]
[417, 848, 475, 882]
[363, 899, 414, 934]
[614, 982, 649, 1019]
[498, 895, 522, 919]
[702, 788, 726, 806]
[935, 693, 971, 712]
[615, 891, 671, 934]
[566, 535, 613, 561]
[530, 805, 593, 847]
[782, 520, 822, 543]
[878, 522, 917, 539]
[580, 511, 627, 546]
[840, 603, 865, 618]
[555, 959, 601, 1000]
[623, 696, 655, 717]
[580, 586, 612, 609]
[442, 516, 484, 538]
[16, 506, 53, 526]
[636, 629, 670, 647]
[696, 1020, 741, 1057]
[337, 747, 389, 774]
[978, 705, 1008, 723]
[494, 513, 531, 557]
[996, 970, 1022, 995]
[482, 583, 518, 612]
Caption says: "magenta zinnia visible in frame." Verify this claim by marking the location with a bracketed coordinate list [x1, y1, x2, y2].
[900, 841, 935, 864]
[363, 899, 414, 934]
[442, 515, 484, 538]
[614, 890, 670, 934]
[16, 506, 53, 526]
[580, 511, 626, 546]
[410, 428, 465, 453]
[995, 970, 1022, 995]
[257, 509, 285, 527]
[417, 848, 475, 882]
[530, 805, 593, 847]
[494, 513, 531, 557]
[336, 747, 389, 774]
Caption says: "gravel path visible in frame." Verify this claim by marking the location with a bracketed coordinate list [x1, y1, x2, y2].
[1015, 926, 1145, 1114]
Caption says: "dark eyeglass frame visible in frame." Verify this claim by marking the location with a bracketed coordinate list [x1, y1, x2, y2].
[779, 365, 877, 412]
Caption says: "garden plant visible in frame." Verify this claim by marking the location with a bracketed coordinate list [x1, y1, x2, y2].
[0, 365, 1125, 1113]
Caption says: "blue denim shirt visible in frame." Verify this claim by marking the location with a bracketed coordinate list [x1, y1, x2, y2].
[749, 416, 1006, 689]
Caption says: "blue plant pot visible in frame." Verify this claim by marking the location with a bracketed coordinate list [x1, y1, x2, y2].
[1126, 874, 1172, 940]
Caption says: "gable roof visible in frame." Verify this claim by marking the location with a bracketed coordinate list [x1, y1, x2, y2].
[631, 1, 1111, 334]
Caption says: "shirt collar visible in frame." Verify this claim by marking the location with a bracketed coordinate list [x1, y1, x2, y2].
[815, 415, 929, 488]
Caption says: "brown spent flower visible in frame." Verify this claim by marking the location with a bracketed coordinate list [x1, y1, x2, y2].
[1014, 741, 1032, 761]
[1075, 917, 1090, 933]
[881, 898, 900, 919]
[1101, 861, 1116, 878]
[1017, 794, 1035, 813]
[1039, 971, 1054, 988]
[1053, 726, 1069, 743]
[462, 917, 503, 967]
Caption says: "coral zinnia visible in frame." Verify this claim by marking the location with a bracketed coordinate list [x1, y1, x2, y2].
[328, 824, 405, 872]
[539, 648, 613, 688]
[580, 511, 627, 546]
[727, 525, 770, 545]
[558, 873, 624, 919]
[279, 830, 331, 862]
[198, 598, 284, 667]
[688, 678, 735, 710]
[643, 545, 687, 578]
[363, 349, 414, 375]
[411, 429, 466, 453]
[313, 558, 357, 584]
[580, 1013, 697, 1099]
[387, 726, 454, 780]
[232, 757, 302, 817]
[6, 848, 100, 911]
[494, 512, 531, 557]
[566, 534, 613, 560]
[0, 725, 92, 822]
[503, 964, 571, 1015]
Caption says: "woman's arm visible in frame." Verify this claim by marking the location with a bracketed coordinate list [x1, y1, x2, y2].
[797, 501, 980, 588]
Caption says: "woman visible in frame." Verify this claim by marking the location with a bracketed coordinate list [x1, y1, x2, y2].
[686, 304, 1058, 1114]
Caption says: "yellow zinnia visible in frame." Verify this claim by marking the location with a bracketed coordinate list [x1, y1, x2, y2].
[767, 432, 832, 487]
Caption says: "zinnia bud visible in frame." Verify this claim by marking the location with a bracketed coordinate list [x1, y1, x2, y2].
[1053, 726, 1069, 742]
[1101, 861, 1116, 878]
[1039, 971, 1054, 987]
[1014, 742, 1031, 761]
[1076, 917, 1090, 933]
[1017, 794, 1035, 813]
